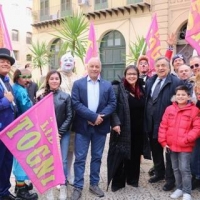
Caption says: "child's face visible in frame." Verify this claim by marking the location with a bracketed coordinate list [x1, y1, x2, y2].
[175, 90, 190, 106]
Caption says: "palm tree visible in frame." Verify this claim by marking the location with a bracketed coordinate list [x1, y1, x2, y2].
[53, 12, 89, 64]
[29, 41, 50, 75]
[126, 36, 146, 65]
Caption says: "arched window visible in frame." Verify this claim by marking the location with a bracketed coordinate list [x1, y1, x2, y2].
[100, 30, 126, 81]
[176, 22, 193, 63]
[49, 38, 62, 70]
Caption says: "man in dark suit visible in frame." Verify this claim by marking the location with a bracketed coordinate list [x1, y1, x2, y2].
[144, 56, 182, 191]
[70, 57, 116, 200]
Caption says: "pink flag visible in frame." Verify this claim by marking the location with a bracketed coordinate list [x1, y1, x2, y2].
[185, 0, 200, 55]
[0, 93, 65, 194]
[85, 22, 98, 64]
[0, 5, 12, 50]
[145, 14, 162, 76]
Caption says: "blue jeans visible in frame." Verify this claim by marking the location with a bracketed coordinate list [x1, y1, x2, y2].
[60, 132, 70, 184]
[73, 127, 107, 189]
[191, 138, 200, 179]
[170, 151, 192, 194]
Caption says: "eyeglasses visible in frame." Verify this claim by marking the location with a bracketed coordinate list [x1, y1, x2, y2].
[139, 62, 148, 66]
[190, 63, 200, 69]
[19, 75, 32, 79]
[126, 73, 137, 76]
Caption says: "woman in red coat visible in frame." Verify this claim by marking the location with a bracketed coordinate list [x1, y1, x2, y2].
[158, 85, 200, 200]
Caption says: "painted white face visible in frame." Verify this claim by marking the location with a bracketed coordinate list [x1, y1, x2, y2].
[60, 52, 75, 72]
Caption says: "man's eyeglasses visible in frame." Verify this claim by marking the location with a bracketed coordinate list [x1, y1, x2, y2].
[19, 75, 32, 79]
[190, 63, 200, 69]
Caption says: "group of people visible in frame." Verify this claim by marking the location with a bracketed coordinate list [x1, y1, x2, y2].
[0, 38, 200, 200]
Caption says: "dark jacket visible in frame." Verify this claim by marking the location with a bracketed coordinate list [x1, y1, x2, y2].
[110, 80, 131, 159]
[71, 76, 116, 135]
[53, 90, 73, 135]
[144, 73, 182, 138]
[0, 75, 16, 131]
[27, 81, 38, 104]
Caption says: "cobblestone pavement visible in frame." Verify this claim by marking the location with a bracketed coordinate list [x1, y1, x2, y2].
[10, 135, 200, 200]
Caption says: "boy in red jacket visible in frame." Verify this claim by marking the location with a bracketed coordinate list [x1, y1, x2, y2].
[158, 85, 200, 200]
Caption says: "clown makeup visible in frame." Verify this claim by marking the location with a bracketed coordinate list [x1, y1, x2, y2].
[60, 52, 75, 72]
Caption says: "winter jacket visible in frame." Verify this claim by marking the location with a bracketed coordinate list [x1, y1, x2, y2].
[53, 90, 73, 135]
[144, 73, 182, 138]
[158, 102, 200, 152]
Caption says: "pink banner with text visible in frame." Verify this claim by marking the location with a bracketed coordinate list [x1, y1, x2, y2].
[0, 93, 65, 194]
[145, 13, 162, 76]
[185, 0, 200, 55]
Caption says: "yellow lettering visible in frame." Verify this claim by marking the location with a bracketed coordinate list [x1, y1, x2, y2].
[26, 145, 50, 167]
[191, 33, 200, 44]
[44, 128, 53, 144]
[17, 132, 41, 150]
[33, 156, 54, 178]
[7, 116, 33, 138]
[40, 120, 49, 131]
[191, 1, 200, 13]
[151, 46, 162, 60]
[41, 175, 55, 186]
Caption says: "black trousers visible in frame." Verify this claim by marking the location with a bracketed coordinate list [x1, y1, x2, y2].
[149, 135, 175, 184]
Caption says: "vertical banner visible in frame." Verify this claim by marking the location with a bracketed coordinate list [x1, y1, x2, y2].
[85, 22, 98, 64]
[185, 0, 200, 55]
[145, 14, 162, 76]
[0, 93, 65, 194]
[0, 4, 12, 50]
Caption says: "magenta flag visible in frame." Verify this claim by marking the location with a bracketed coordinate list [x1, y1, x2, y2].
[0, 93, 65, 194]
[0, 5, 12, 50]
[85, 22, 98, 64]
[145, 14, 162, 76]
[185, 0, 200, 55]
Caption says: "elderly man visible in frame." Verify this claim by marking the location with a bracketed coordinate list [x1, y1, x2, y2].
[189, 56, 200, 76]
[70, 57, 116, 200]
[144, 56, 182, 191]
[177, 64, 194, 96]
[0, 48, 19, 200]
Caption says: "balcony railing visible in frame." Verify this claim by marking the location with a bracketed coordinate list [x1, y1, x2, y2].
[32, 5, 73, 23]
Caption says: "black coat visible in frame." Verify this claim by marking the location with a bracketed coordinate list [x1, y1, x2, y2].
[53, 90, 73, 135]
[144, 74, 182, 138]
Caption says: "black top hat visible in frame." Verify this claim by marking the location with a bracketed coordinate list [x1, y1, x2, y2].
[0, 48, 15, 66]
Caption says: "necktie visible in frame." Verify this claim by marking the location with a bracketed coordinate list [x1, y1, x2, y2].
[152, 79, 162, 101]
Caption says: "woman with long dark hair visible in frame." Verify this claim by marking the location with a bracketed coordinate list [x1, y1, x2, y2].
[108, 65, 146, 191]
[39, 70, 73, 200]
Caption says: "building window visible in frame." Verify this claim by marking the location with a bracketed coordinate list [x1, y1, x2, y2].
[26, 32, 32, 44]
[13, 50, 19, 60]
[178, 23, 187, 40]
[40, 0, 49, 21]
[12, 30, 19, 41]
[95, 0, 108, 10]
[61, 0, 71, 17]
[50, 38, 62, 70]
[26, 54, 32, 61]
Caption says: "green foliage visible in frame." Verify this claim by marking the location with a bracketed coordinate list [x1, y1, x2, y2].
[29, 41, 51, 75]
[53, 12, 89, 65]
[126, 36, 146, 65]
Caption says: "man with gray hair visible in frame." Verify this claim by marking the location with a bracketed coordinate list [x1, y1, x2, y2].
[144, 56, 182, 191]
